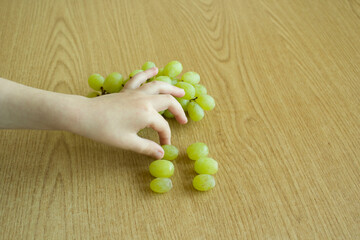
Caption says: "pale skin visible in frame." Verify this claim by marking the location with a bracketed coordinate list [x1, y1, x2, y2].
[0, 67, 187, 159]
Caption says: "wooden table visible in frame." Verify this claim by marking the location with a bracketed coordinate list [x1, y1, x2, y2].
[0, 0, 359, 239]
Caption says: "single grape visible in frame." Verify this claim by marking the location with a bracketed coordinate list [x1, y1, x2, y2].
[171, 78, 178, 85]
[150, 178, 173, 193]
[129, 69, 143, 78]
[193, 174, 215, 191]
[194, 157, 218, 175]
[176, 98, 189, 111]
[187, 142, 209, 160]
[154, 76, 172, 84]
[161, 145, 179, 160]
[195, 94, 215, 111]
[88, 74, 105, 91]
[181, 71, 200, 85]
[187, 101, 204, 121]
[103, 72, 123, 93]
[194, 84, 207, 97]
[142, 61, 156, 71]
[163, 61, 183, 78]
[157, 67, 164, 76]
[175, 82, 195, 100]
[149, 160, 175, 178]
[163, 110, 174, 118]
[86, 91, 100, 98]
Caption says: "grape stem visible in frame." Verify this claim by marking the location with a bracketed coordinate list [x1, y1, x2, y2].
[100, 87, 107, 95]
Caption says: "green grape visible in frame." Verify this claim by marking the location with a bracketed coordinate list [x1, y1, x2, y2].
[175, 82, 195, 100]
[181, 71, 200, 85]
[163, 61, 183, 78]
[86, 91, 100, 98]
[149, 160, 174, 178]
[161, 145, 179, 160]
[159, 110, 165, 115]
[154, 76, 172, 84]
[193, 174, 215, 191]
[195, 94, 215, 111]
[129, 69, 143, 78]
[123, 78, 130, 86]
[171, 78, 178, 85]
[176, 98, 189, 111]
[163, 110, 174, 118]
[187, 142, 209, 160]
[142, 61, 156, 71]
[188, 101, 204, 121]
[103, 72, 123, 93]
[88, 74, 105, 91]
[194, 157, 218, 175]
[150, 178, 173, 193]
[157, 67, 164, 76]
[194, 84, 207, 97]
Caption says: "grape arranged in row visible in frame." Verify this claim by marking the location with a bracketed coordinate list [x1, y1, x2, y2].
[86, 60, 216, 122]
[149, 145, 179, 193]
[187, 142, 218, 192]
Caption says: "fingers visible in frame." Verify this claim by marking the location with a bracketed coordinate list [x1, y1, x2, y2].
[139, 81, 185, 98]
[152, 95, 188, 124]
[124, 67, 158, 90]
[126, 134, 165, 159]
[148, 112, 171, 145]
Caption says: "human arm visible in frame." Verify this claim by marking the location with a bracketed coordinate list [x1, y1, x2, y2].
[0, 67, 187, 159]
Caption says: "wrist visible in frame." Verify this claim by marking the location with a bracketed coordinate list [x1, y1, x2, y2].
[53, 94, 87, 133]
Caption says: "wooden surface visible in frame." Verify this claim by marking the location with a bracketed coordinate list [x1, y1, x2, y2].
[0, 0, 359, 239]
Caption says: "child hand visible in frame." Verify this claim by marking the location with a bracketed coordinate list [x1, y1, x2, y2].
[74, 67, 187, 159]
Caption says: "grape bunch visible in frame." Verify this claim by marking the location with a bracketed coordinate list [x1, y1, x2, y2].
[85, 62, 219, 193]
[187, 142, 218, 191]
[149, 145, 179, 193]
[86, 60, 216, 122]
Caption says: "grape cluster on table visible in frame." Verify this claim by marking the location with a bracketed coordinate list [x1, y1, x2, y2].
[86, 60, 216, 122]
[86, 61, 218, 194]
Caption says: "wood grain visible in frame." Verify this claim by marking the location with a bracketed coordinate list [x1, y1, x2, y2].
[0, 0, 359, 239]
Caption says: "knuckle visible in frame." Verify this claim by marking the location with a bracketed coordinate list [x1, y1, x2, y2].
[165, 94, 173, 101]
[134, 100, 152, 113]
[143, 103, 153, 113]
[150, 81, 160, 87]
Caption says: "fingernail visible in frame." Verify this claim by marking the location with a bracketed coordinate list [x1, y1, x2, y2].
[156, 150, 164, 159]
